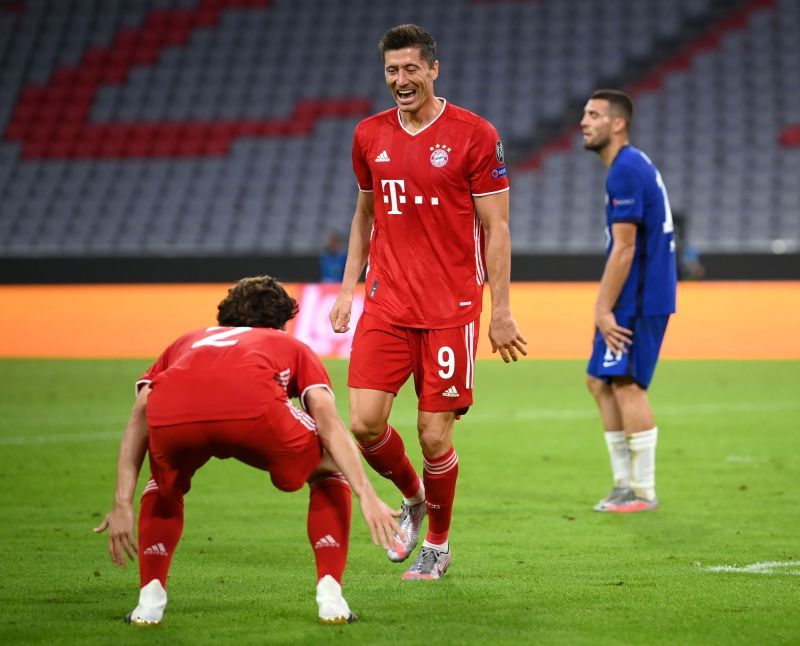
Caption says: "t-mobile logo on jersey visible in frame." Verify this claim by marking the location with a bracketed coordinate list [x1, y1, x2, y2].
[380, 179, 440, 215]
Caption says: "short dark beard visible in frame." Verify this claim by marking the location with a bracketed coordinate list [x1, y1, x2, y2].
[583, 135, 610, 153]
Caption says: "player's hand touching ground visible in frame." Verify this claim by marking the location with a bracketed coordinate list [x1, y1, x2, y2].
[329, 292, 353, 333]
[489, 314, 528, 363]
[357, 489, 404, 551]
[94, 503, 137, 567]
[595, 310, 632, 355]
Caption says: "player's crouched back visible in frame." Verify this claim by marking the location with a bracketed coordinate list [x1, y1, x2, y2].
[95, 275, 402, 625]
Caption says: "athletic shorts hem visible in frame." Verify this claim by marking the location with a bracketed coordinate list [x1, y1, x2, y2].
[585, 370, 650, 391]
[586, 314, 669, 390]
[346, 379, 399, 396]
[418, 402, 472, 415]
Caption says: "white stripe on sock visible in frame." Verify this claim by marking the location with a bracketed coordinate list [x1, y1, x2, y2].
[424, 451, 459, 475]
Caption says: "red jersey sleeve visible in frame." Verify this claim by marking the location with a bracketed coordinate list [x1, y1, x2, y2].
[288, 340, 334, 410]
[135, 331, 194, 395]
[468, 119, 509, 197]
[136, 346, 172, 394]
[351, 122, 373, 192]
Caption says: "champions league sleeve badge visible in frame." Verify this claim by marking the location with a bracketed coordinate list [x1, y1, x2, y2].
[429, 143, 451, 168]
[491, 141, 507, 180]
[495, 140, 505, 164]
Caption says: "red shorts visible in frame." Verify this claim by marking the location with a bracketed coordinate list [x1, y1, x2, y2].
[348, 311, 479, 413]
[147, 402, 322, 499]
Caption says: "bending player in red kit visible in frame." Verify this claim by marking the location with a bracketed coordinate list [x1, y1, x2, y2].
[96, 275, 401, 625]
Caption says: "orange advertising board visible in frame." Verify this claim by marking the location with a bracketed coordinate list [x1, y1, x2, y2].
[0, 282, 798, 359]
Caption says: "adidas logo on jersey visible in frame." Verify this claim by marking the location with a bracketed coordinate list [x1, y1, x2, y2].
[314, 534, 341, 549]
[442, 386, 460, 398]
[375, 150, 391, 162]
[143, 543, 168, 556]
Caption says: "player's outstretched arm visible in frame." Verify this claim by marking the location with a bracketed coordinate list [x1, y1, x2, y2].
[330, 192, 374, 333]
[475, 191, 528, 362]
[595, 222, 636, 354]
[93, 385, 150, 568]
[304, 387, 402, 549]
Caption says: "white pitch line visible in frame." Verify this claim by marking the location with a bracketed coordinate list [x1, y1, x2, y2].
[390, 400, 800, 426]
[1, 400, 797, 447]
[657, 401, 800, 415]
[705, 561, 800, 575]
[0, 414, 125, 429]
[0, 431, 121, 446]
[725, 455, 769, 464]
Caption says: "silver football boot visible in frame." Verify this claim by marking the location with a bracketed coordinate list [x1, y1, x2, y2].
[605, 489, 659, 513]
[387, 500, 427, 563]
[402, 544, 451, 580]
[593, 486, 634, 512]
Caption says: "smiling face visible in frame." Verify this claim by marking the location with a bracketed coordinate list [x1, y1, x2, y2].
[383, 46, 439, 118]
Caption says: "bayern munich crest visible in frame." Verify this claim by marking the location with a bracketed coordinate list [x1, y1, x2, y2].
[429, 143, 451, 168]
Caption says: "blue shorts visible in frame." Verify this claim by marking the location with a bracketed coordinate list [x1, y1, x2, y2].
[587, 315, 670, 389]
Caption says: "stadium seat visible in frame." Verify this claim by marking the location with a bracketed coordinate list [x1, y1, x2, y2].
[0, 0, 797, 256]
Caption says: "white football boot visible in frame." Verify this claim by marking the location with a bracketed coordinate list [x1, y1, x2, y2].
[125, 579, 167, 626]
[316, 575, 357, 624]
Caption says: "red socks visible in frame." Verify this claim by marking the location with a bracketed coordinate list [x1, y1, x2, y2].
[359, 427, 459, 545]
[423, 447, 459, 545]
[137, 478, 184, 588]
[358, 425, 421, 499]
[137, 474, 352, 590]
[307, 474, 351, 584]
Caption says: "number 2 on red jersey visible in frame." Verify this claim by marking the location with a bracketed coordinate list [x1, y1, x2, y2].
[191, 326, 253, 349]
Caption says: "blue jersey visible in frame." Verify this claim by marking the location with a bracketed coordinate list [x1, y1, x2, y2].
[319, 250, 347, 283]
[604, 146, 677, 315]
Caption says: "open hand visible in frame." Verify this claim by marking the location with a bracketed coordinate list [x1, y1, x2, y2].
[489, 315, 528, 363]
[595, 311, 632, 355]
[93, 504, 137, 568]
[358, 492, 404, 551]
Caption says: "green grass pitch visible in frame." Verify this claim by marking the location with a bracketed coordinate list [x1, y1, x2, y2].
[1, 359, 798, 645]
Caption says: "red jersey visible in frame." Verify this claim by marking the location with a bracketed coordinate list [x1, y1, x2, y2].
[137, 326, 332, 426]
[352, 99, 509, 328]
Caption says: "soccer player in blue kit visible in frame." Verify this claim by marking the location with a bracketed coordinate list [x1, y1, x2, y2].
[581, 90, 677, 513]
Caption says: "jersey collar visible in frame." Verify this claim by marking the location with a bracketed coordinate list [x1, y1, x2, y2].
[396, 98, 447, 137]
[610, 144, 630, 168]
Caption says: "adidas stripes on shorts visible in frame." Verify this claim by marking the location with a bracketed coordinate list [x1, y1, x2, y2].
[348, 311, 479, 414]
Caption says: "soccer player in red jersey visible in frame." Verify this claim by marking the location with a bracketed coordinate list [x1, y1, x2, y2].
[329, 24, 528, 579]
[95, 276, 401, 625]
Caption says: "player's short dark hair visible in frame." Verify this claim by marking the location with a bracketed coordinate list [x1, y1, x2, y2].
[591, 89, 634, 127]
[217, 276, 298, 329]
[379, 24, 437, 67]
